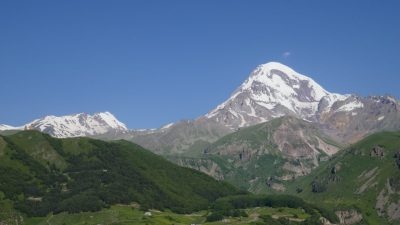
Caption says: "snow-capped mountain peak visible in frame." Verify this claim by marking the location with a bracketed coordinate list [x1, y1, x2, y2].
[241, 62, 329, 100]
[205, 62, 347, 128]
[0, 112, 128, 138]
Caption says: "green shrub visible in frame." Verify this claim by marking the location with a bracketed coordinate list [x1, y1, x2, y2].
[206, 211, 224, 222]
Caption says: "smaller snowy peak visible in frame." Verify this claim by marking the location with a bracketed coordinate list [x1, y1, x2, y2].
[0, 124, 23, 131]
[21, 112, 128, 138]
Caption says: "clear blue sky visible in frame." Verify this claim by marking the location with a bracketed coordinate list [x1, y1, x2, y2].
[1, 1, 399, 128]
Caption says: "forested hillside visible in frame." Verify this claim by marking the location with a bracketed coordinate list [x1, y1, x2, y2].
[0, 131, 237, 217]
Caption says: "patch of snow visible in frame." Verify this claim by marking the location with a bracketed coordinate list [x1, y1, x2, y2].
[238, 113, 246, 127]
[229, 109, 239, 118]
[134, 128, 157, 132]
[387, 96, 398, 103]
[336, 101, 364, 112]
[95, 112, 128, 130]
[246, 99, 258, 117]
[321, 93, 350, 111]
[0, 124, 23, 131]
[258, 117, 268, 123]
[160, 123, 174, 130]
[255, 101, 276, 110]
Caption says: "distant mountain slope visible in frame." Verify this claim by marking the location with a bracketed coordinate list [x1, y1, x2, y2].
[171, 116, 341, 193]
[111, 119, 231, 155]
[285, 131, 400, 224]
[0, 131, 237, 217]
[210, 116, 340, 158]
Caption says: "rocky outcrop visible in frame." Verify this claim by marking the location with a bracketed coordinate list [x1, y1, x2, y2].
[335, 210, 363, 225]
[370, 145, 385, 158]
[281, 161, 312, 179]
[266, 177, 286, 192]
[311, 179, 327, 193]
[329, 163, 342, 183]
[394, 151, 400, 169]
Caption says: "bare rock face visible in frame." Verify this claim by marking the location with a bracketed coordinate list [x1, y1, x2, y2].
[335, 210, 363, 225]
[370, 145, 385, 158]
[172, 158, 224, 180]
[273, 121, 316, 159]
[376, 188, 389, 217]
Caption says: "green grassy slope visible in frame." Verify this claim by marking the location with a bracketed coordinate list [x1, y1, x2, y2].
[285, 131, 400, 225]
[0, 130, 238, 218]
